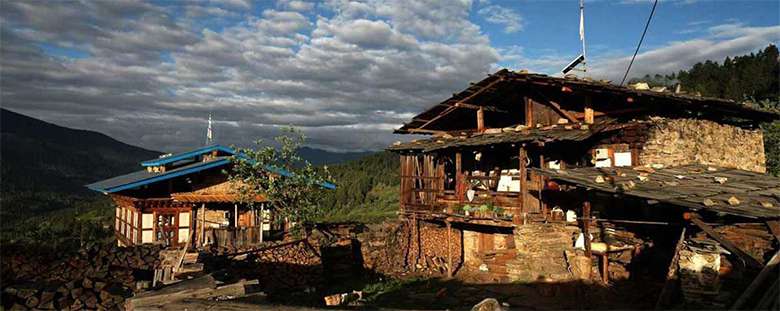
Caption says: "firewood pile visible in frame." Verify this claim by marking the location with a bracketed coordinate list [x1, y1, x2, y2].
[202, 238, 324, 292]
[1, 243, 164, 310]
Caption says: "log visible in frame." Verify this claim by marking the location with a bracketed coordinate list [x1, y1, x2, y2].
[125, 274, 217, 310]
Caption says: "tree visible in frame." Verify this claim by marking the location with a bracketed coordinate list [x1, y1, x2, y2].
[228, 127, 332, 232]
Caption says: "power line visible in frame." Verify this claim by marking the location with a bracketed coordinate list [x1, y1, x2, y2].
[619, 0, 659, 86]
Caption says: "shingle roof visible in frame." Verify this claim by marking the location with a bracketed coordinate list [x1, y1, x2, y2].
[537, 164, 780, 219]
[396, 69, 780, 134]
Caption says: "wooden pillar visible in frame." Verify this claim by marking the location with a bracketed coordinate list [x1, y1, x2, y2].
[583, 200, 592, 278]
[524, 97, 534, 127]
[234, 204, 238, 228]
[476, 107, 485, 132]
[515, 146, 527, 225]
[200, 203, 206, 247]
[446, 220, 453, 278]
[455, 152, 462, 205]
[259, 203, 265, 244]
[584, 96, 594, 124]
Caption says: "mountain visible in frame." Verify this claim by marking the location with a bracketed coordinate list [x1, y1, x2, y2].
[297, 146, 375, 166]
[0, 108, 161, 195]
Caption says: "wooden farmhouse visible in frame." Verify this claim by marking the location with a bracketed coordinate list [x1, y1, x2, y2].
[87, 144, 335, 249]
[388, 69, 780, 308]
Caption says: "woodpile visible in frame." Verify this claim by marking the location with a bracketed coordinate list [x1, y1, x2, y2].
[1, 243, 163, 310]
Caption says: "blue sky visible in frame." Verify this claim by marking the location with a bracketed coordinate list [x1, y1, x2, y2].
[2, 0, 778, 152]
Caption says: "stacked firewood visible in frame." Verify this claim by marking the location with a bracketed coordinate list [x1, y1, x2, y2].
[1, 243, 163, 310]
[693, 223, 775, 263]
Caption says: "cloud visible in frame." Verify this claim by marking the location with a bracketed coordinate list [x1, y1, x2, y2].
[1, 0, 499, 152]
[478, 4, 523, 33]
[589, 23, 780, 82]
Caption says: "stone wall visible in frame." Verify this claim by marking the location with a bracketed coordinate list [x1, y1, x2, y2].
[638, 118, 765, 172]
[510, 223, 580, 282]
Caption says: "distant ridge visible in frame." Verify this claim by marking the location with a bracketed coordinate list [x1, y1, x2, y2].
[0, 108, 161, 194]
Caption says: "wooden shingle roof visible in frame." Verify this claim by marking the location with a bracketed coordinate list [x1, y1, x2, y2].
[537, 164, 780, 219]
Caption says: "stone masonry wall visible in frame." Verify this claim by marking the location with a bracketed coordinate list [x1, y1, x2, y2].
[510, 223, 579, 282]
[639, 118, 765, 173]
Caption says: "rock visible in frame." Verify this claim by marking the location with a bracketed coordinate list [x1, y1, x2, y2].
[714, 177, 727, 184]
[727, 196, 740, 206]
[472, 298, 504, 311]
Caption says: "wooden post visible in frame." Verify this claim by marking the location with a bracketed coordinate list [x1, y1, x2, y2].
[259, 203, 264, 244]
[476, 107, 485, 132]
[455, 151, 462, 208]
[584, 96, 594, 124]
[516, 146, 527, 225]
[538, 154, 545, 217]
[446, 221, 453, 278]
[200, 203, 206, 247]
[234, 204, 238, 228]
[525, 97, 534, 127]
[583, 200, 592, 278]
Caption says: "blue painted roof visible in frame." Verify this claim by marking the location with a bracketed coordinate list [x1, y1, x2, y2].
[86, 145, 336, 193]
[141, 144, 234, 167]
[87, 157, 232, 193]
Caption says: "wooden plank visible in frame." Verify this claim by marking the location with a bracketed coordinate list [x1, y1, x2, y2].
[689, 214, 763, 269]
[729, 250, 780, 310]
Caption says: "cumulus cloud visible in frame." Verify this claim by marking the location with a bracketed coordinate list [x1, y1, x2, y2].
[1, 0, 498, 152]
[478, 4, 523, 33]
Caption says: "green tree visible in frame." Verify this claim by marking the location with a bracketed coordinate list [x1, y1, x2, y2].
[229, 127, 332, 230]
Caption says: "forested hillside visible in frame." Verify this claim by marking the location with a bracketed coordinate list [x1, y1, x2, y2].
[631, 44, 780, 175]
[318, 151, 399, 223]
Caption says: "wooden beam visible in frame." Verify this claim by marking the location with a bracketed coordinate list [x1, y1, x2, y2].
[476, 107, 485, 132]
[454, 102, 508, 113]
[417, 78, 505, 130]
[689, 214, 763, 269]
[730, 250, 780, 310]
[546, 100, 579, 124]
[455, 152, 462, 205]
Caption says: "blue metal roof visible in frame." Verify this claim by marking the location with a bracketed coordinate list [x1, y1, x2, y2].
[87, 157, 232, 193]
[86, 145, 336, 193]
[141, 144, 235, 167]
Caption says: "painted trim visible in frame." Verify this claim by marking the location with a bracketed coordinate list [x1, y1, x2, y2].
[141, 145, 235, 167]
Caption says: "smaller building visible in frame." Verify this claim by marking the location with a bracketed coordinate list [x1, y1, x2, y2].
[87, 144, 334, 249]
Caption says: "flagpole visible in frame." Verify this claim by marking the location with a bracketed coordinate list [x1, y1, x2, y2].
[580, 0, 588, 73]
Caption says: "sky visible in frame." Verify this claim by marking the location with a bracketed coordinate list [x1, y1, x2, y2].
[1, 0, 778, 153]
